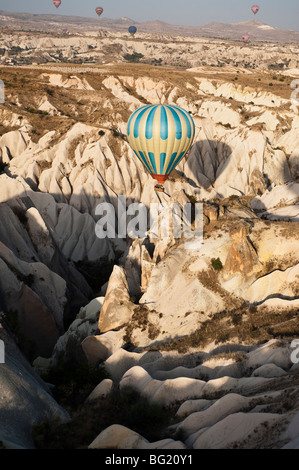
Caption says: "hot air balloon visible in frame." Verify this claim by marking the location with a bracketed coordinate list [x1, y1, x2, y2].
[95, 7, 103, 17]
[128, 26, 137, 37]
[53, 0, 61, 8]
[251, 5, 259, 15]
[242, 34, 250, 43]
[127, 104, 195, 191]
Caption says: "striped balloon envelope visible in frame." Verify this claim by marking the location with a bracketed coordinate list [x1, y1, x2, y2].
[95, 6, 104, 17]
[127, 104, 195, 184]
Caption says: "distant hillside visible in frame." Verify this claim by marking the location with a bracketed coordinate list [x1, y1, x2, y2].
[196, 20, 299, 43]
[0, 10, 299, 43]
[0, 10, 138, 32]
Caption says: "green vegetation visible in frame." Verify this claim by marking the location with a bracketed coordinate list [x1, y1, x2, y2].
[211, 258, 223, 271]
[123, 52, 144, 63]
[123, 305, 161, 348]
[33, 387, 175, 449]
[151, 58, 162, 66]
[9, 46, 23, 55]
[147, 304, 299, 354]
[186, 194, 198, 204]
[222, 123, 232, 129]
[25, 107, 49, 116]
[40, 359, 109, 408]
[45, 87, 54, 96]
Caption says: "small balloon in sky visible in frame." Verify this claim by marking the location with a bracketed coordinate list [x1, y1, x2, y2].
[53, 0, 61, 8]
[242, 34, 250, 43]
[251, 5, 260, 15]
[95, 7, 104, 17]
[128, 26, 137, 37]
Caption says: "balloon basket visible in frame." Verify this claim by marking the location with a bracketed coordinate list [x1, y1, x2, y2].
[154, 184, 165, 193]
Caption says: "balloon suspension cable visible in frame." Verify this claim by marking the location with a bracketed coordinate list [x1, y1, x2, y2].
[154, 184, 171, 198]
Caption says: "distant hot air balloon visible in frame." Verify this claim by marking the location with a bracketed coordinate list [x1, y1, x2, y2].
[128, 26, 137, 37]
[242, 34, 250, 43]
[62, 28, 68, 35]
[251, 5, 259, 15]
[95, 7, 104, 17]
[53, 0, 61, 8]
[127, 104, 195, 190]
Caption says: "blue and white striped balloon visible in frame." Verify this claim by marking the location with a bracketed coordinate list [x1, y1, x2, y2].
[127, 104, 195, 184]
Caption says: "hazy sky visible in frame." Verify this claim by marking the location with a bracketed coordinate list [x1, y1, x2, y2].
[0, 0, 298, 31]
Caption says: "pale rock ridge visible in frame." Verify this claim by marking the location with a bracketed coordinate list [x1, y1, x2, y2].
[176, 399, 212, 418]
[251, 363, 286, 378]
[98, 265, 135, 333]
[0, 240, 67, 333]
[0, 170, 114, 264]
[41, 73, 94, 90]
[88, 424, 186, 450]
[81, 330, 124, 364]
[175, 393, 252, 436]
[177, 117, 282, 198]
[191, 412, 281, 449]
[85, 379, 113, 402]
[119, 366, 206, 406]
[93, 339, 297, 449]
[223, 221, 262, 279]
[196, 77, 288, 107]
[0, 188, 93, 352]
[0, 130, 27, 162]
[38, 98, 60, 116]
[251, 182, 299, 211]
[246, 263, 299, 306]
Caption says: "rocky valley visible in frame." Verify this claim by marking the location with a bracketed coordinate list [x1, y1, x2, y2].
[0, 20, 299, 450]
